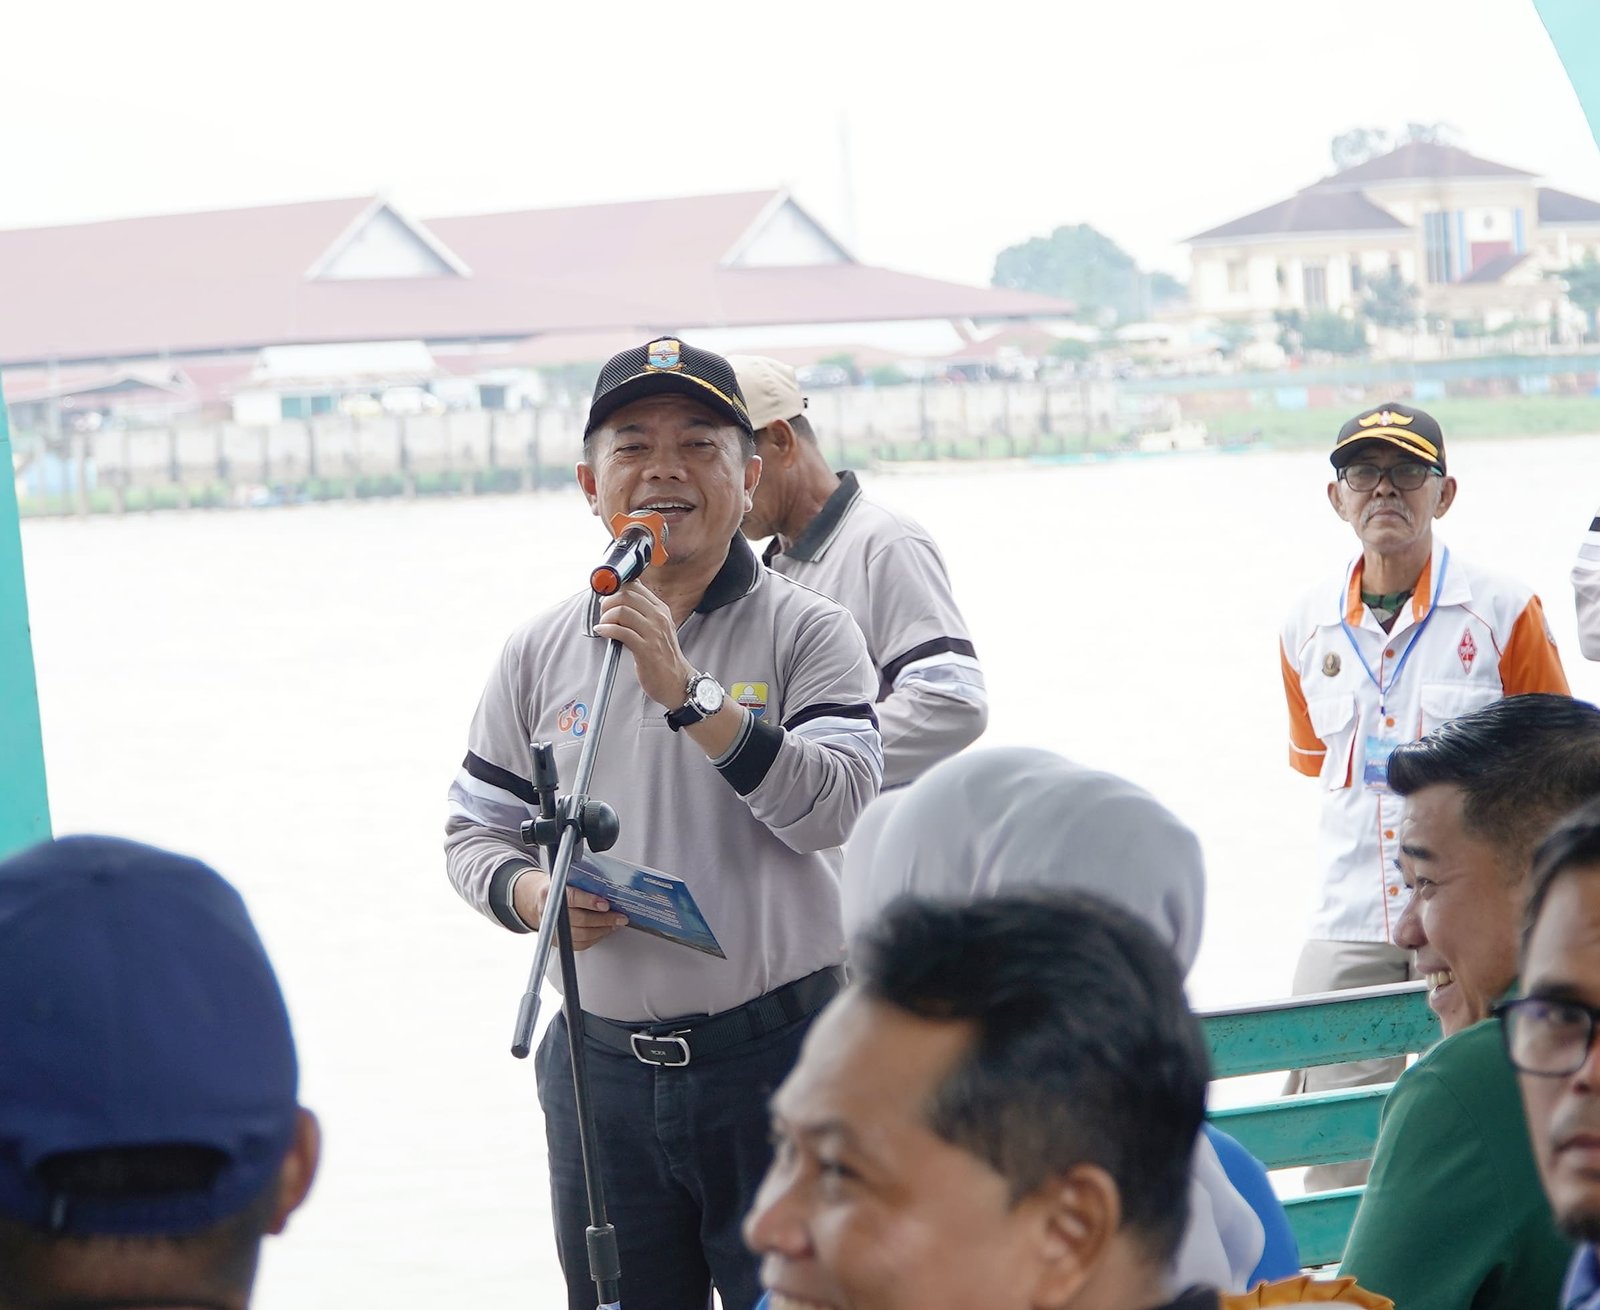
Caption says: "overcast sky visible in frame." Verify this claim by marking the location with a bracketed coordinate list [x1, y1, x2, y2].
[5, 0, 1598, 287]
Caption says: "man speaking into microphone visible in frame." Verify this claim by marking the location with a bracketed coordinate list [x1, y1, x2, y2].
[444, 338, 882, 1310]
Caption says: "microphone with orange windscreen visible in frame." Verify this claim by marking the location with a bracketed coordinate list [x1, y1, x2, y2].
[589, 510, 669, 595]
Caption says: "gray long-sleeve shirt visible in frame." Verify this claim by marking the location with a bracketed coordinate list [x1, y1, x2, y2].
[445, 535, 882, 1022]
[762, 472, 987, 786]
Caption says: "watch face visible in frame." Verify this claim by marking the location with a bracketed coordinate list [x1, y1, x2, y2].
[690, 676, 723, 715]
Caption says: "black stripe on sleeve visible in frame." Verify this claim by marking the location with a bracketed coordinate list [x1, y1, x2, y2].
[880, 637, 977, 688]
[715, 715, 786, 796]
[782, 701, 879, 732]
[488, 858, 538, 933]
[463, 751, 538, 805]
[1590, 516, 1600, 533]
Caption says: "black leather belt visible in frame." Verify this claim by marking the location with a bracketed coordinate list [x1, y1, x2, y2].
[581, 965, 847, 1067]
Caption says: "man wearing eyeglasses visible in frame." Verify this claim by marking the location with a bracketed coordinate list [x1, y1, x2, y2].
[1279, 401, 1569, 1187]
[1507, 797, 1600, 1310]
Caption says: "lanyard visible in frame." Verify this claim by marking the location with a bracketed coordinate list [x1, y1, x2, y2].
[1338, 547, 1450, 716]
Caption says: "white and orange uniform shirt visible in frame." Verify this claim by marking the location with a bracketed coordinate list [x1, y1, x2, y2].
[1281, 539, 1569, 943]
[1576, 508, 1600, 661]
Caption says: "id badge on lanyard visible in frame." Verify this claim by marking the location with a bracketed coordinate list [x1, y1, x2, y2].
[1363, 726, 1401, 793]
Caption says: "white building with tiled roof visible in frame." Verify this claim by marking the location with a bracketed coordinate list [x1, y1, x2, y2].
[1186, 142, 1600, 330]
[0, 188, 1077, 426]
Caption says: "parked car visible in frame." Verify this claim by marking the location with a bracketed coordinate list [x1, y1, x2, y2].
[381, 386, 443, 416]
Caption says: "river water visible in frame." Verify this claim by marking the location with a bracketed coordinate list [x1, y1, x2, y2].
[18, 435, 1600, 1307]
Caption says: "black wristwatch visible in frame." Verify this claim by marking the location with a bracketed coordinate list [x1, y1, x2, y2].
[665, 671, 725, 731]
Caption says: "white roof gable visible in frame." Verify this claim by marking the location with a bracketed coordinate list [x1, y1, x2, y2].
[723, 194, 852, 269]
[306, 201, 469, 280]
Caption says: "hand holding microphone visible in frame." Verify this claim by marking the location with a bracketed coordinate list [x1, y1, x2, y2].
[589, 510, 695, 709]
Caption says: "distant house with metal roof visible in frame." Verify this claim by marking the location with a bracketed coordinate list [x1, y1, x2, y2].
[0, 189, 1071, 424]
[1185, 142, 1600, 330]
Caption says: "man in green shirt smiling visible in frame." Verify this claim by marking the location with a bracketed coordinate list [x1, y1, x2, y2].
[1341, 694, 1600, 1309]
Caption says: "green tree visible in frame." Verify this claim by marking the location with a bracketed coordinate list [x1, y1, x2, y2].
[1332, 127, 1392, 171]
[1049, 338, 1093, 362]
[1147, 270, 1187, 306]
[1275, 309, 1366, 357]
[1300, 311, 1369, 356]
[1216, 321, 1256, 358]
[817, 353, 861, 384]
[1556, 254, 1600, 339]
[1331, 122, 1458, 172]
[992, 224, 1140, 322]
[1361, 269, 1419, 329]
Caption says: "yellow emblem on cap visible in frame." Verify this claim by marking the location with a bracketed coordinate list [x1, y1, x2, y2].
[1358, 409, 1414, 428]
[646, 339, 684, 372]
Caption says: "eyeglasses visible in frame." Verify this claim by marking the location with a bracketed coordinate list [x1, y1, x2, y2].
[1337, 462, 1439, 493]
[1494, 996, 1600, 1077]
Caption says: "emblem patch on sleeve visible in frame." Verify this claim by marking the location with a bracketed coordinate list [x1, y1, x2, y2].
[731, 682, 769, 718]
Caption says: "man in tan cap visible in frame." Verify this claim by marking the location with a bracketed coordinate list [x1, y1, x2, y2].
[731, 355, 987, 786]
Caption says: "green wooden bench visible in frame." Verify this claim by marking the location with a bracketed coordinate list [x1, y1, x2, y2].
[1200, 980, 1436, 1268]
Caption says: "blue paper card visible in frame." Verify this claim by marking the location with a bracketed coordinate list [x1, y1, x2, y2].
[567, 852, 726, 959]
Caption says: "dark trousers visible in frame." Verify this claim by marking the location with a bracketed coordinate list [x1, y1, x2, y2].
[535, 1007, 812, 1310]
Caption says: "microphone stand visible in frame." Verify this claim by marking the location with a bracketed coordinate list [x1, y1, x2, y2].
[510, 618, 625, 1310]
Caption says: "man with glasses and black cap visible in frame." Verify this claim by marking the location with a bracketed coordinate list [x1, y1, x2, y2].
[1278, 401, 1569, 1187]
[444, 338, 881, 1310]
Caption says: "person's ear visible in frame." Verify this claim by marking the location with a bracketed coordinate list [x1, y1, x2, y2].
[267, 1108, 322, 1235]
[575, 460, 600, 515]
[1026, 1163, 1120, 1307]
[762, 419, 799, 465]
[1434, 474, 1457, 517]
[1327, 480, 1350, 522]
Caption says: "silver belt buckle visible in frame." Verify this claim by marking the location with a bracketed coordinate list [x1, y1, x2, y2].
[630, 1031, 691, 1067]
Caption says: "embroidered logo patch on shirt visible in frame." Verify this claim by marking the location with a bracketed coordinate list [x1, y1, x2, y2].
[1457, 628, 1477, 673]
[1322, 652, 1341, 677]
[730, 682, 769, 718]
[557, 698, 589, 737]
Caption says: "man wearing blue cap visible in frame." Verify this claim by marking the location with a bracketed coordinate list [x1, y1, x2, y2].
[0, 835, 320, 1310]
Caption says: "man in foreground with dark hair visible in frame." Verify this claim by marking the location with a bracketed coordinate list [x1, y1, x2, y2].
[732, 354, 986, 786]
[0, 835, 319, 1310]
[1340, 694, 1600, 1308]
[746, 893, 1389, 1310]
[1505, 797, 1600, 1310]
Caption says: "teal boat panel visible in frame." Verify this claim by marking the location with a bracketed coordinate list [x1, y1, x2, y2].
[0, 374, 51, 856]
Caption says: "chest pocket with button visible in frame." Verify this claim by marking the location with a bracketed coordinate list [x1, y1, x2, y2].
[1419, 681, 1501, 737]
[1307, 692, 1358, 790]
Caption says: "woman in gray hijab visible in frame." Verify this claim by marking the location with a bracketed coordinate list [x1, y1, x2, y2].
[841, 745, 1294, 1294]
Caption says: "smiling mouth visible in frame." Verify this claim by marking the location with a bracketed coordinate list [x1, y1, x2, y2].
[1425, 969, 1455, 993]
[637, 500, 694, 517]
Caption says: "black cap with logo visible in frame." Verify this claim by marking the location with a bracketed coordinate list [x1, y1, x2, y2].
[585, 338, 754, 438]
[1330, 402, 1446, 473]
